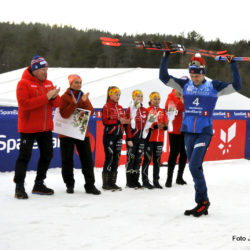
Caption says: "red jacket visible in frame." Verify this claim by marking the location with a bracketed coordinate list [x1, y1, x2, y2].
[147, 106, 168, 142]
[102, 99, 125, 135]
[125, 106, 148, 139]
[16, 66, 61, 133]
[165, 89, 184, 134]
[59, 88, 94, 138]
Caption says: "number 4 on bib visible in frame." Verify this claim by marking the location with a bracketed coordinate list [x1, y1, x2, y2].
[193, 98, 199, 106]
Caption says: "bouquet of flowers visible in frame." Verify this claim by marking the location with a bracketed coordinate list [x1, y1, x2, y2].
[167, 105, 178, 132]
[72, 109, 90, 135]
[142, 111, 157, 139]
[129, 100, 141, 129]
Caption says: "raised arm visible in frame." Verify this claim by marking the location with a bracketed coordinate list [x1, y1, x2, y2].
[212, 61, 242, 96]
[159, 52, 188, 93]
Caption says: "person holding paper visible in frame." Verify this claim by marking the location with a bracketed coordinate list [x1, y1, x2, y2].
[165, 89, 187, 188]
[125, 90, 148, 189]
[58, 74, 100, 195]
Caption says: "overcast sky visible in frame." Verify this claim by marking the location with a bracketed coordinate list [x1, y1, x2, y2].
[1, 0, 250, 44]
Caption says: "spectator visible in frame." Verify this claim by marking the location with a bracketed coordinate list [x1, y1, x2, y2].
[59, 74, 101, 195]
[14, 55, 61, 199]
[165, 89, 187, 187]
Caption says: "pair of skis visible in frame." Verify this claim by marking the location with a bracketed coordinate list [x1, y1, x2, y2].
[100, 37, 250, 62]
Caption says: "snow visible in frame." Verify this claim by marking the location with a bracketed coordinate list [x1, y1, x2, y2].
[1, 159, 250, 250]
[1, 67, 250, 109]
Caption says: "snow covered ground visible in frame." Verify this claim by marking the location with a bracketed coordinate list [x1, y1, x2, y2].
[0, 159, 250, 250]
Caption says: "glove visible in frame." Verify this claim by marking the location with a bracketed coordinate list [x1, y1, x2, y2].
[169, 44, 179, 54]
[226, 55, 235, 63]
[163, 51, 170, 57]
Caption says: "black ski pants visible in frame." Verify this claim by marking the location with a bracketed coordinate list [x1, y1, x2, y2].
[14, 131, 53, 184]
[60, 136, 95, 188]
[168, 133, 187, 174]
[126, 136, 145, 173]
[102, 134, 123, 172]
[142, 141, 163, 183]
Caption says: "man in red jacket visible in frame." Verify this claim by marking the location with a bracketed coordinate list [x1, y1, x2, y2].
[14, 55, 61, 199]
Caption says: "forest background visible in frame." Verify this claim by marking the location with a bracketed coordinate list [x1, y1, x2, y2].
[0, 22, 249, 98]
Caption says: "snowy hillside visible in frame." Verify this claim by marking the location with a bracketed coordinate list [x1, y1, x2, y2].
[1, 67, 250, 109]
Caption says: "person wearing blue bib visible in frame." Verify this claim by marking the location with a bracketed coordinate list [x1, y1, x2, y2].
[159, 52, 242, 217]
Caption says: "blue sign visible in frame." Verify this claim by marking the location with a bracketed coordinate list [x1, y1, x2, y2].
[0, 107, 249, 172]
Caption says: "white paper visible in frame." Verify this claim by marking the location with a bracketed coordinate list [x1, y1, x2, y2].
[53, 108, 90, 141]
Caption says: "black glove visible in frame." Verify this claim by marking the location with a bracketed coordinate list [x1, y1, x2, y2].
[153, 124, 159, 129]
[163, 51, 170, 57]
[169, 43, 179, 54]
[226, 55, 235, 63]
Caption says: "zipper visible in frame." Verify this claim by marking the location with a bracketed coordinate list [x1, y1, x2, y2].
[156, 107, 159, 142]
[115, 103, 120, 135]
[193, 116, 197, 133]
[139, 108, 142, 138]
[39, 82, 47, 131]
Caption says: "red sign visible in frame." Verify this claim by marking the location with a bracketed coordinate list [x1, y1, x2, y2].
[205, 120, 246, 161]
[94, 120, 246, 167]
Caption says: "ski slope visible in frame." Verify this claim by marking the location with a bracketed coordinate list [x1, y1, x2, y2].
[0, 159, 249, 250]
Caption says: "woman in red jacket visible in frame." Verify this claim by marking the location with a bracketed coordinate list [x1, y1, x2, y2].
[165, 89, 187, 187]
[59, 74, 100, 195]
[141, 92, 168, 189]
[102, 86, 130, 191]
[125, 90, 148, 189]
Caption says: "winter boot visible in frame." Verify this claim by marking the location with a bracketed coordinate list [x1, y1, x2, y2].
[102, 172, 113, 190]
[176, 165, 187, 185]
[15, 183, 28, 199]
[153, 180, 163, 189]
[126, 172, 135, 188]
[143, 181, 154, 189]
[32, 181, 54, 195]
[184, 200, 210, 217]
[110, 171, 122, 191]
[133, 172, 143, 189]
[85, 185, 101, 195]
[165, 164, 174, 188]
[66, 185, 74, 194]
[165, 178, 172, 188]
[176, 176, 187, 185]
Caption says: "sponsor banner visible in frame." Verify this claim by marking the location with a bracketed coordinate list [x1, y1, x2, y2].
[0, 108, 96, 172]
[212, 110, 250, 120]
[0, 107, 249, 172]
[205, 120, 246, 161]
[245, 119, 250, 159]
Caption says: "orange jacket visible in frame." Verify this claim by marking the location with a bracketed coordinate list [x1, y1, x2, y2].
[147, 106, 168, 142]
[16, 67, 61, 133]
[59, 88, 94, 138]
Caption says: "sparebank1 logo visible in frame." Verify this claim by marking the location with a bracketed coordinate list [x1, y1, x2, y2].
[218, 122, 236, 155]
